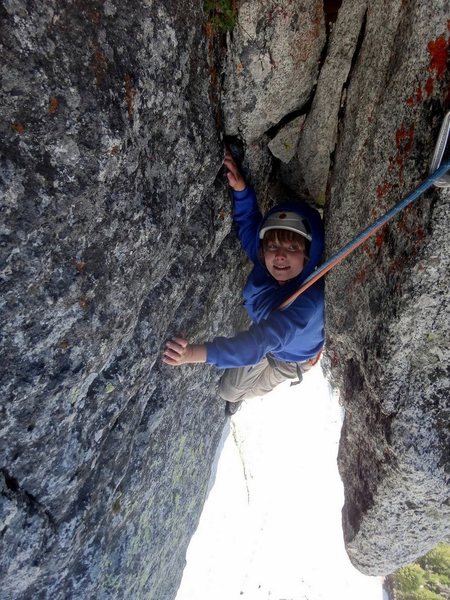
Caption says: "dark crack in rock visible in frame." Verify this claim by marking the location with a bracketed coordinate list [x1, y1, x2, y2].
[295, 0, 368, 203]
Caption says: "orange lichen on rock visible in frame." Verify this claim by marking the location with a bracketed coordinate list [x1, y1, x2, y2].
[406, 85, 423, 107]
[11, 122, 25, 135]
[389, 123, 415, 184]
[415, 85, 423, 102]
[395, 124, 415, 154]
[427, 35, 448, 79]
[397, 214, 409, 234]
[415, 226, 425, 243]
[424, 76, 434, 96]
[72, 259, 86, 274]
[49, 97, 59, 113]
[124, 74, 135, 118]
[362, 242, 375, 258]
[404, 33, 447, 109]
[79, 296, 89, 310]
[92, 44, 108, 86]
[205, 20, 214, 39]
[353, 269, 367, 284]
[376, 181, 392, 200]
[375, 230, 386, 249]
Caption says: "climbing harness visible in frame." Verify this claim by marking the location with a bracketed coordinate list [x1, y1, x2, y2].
[279, 113, 450, 311]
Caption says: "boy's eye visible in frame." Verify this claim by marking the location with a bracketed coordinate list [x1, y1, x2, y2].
[266, 243, 303, 252]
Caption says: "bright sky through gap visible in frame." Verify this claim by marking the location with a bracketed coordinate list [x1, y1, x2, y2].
[176, 364, 386, 600]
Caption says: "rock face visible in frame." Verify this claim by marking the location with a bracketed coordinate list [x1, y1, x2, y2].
[295, 0, 368, 204]
[1, 2, 246, 598]
[323, 0, 450, 574]
[222, 0, 325, 142]
[1, 0, 449, 597]
[268, 115, 306, 164]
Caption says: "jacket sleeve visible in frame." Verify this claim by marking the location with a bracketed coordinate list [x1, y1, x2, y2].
[233, 187, 262, 264]
[205, 295, 317, 368]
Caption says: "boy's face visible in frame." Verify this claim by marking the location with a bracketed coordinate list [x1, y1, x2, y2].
[263, 236, 306, 284]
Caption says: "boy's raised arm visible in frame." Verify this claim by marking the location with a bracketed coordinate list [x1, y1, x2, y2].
[224, 151, 262, 263]
[163, 152, 258, 369]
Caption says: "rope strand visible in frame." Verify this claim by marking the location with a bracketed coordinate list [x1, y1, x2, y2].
[279, 159, 450, 310]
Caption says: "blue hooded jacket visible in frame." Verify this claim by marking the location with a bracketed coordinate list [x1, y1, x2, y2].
[205, 187, 325, 368]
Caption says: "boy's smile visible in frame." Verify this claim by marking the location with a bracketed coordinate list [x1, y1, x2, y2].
[263, 241, 305, 284]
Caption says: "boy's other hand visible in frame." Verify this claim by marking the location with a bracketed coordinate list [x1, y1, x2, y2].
[224, 151, 246, 192]
[163, 337, 207, 366]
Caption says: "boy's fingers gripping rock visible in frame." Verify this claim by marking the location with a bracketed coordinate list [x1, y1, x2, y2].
[223, 156, 246, 192]
[172, 337, 188, 348]
[223, 156, 237, 174]
[162, 337, 190, 366]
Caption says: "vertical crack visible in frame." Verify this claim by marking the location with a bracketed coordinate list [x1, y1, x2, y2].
[264, 1, 346, 141]
[231, 421, 251, 504]
[330, 7, 368, 171]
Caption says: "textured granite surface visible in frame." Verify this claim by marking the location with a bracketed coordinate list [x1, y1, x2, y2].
[1, 0, 449, 597]
[222, 0, 325, 142]
[323, 0, 450, 574]
[1, 1, 246, 598]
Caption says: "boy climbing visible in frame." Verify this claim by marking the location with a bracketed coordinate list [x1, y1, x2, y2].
[163, 151, 325, 414]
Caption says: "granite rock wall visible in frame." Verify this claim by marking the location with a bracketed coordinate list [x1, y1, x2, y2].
[1, 1, 246, 598]
[1, 0, 449, 597]
[222, 0, 325, 142]
[323, 0, 450, 574]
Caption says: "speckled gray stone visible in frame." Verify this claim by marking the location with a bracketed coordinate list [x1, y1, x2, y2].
[2, 0, 450, 594]
[296, 0, 368, 203]
[322, 0, 450, 575]
[268, 116, 306, 163]
[0, 1, 246, 598]
[222, 0, 325, 142]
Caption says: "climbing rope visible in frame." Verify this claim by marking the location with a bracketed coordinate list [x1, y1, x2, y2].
[279, 158, 450, 310]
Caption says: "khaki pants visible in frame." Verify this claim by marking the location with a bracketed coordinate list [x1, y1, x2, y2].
[218, 355, 313, 404]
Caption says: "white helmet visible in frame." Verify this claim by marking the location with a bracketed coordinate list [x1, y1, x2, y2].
[259, 211, 312, 241]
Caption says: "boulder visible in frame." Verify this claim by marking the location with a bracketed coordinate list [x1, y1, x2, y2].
[222, 0, 325, 142]
[295, 0, 368, 204]
[268, 115, 306, 164]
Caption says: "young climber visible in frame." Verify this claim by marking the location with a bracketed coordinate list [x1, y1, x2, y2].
[163, 151, 325, 413]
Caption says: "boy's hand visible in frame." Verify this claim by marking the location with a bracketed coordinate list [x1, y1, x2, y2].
[224, 150, 246, 192]
[163, 337, 207, 366]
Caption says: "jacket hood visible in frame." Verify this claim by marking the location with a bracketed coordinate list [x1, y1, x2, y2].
[258, 200, 324, 284]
